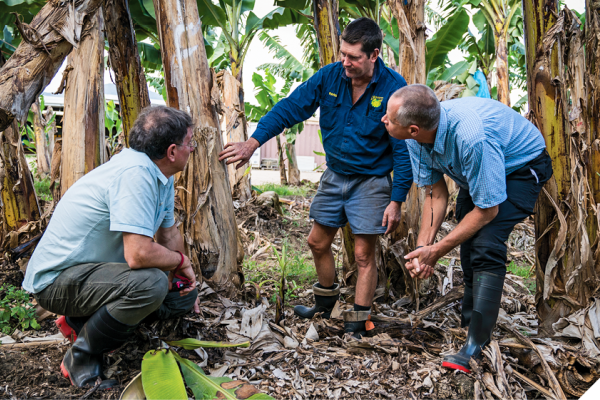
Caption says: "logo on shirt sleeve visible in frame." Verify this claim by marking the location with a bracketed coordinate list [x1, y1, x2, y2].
[370, 96, 383, 108]
[329, 92, 338, 98]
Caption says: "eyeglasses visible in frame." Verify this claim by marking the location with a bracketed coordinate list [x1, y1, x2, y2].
[177, 139, 198, 150]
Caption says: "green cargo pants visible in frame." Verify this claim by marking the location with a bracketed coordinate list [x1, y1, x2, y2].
[34, 262, 198, 325]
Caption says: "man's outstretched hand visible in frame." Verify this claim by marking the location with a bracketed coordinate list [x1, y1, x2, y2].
[404, 246, 438, 279]
[218, 138, 260, 169]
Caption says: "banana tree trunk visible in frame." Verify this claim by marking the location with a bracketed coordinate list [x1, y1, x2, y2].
[286, 142, 301, 186]
[43, 106, 57, 157]
[0, 121, 41, 249]
[388, 0, 426, 85]
[275, 135, 288, 185]
[153, 0, 240, 285]
[313, 0, 340, 67]
[0, 0, 103, 132]
[61, 11, 106, 196]
[586, 2, 600, 249]
[495, 29, 510, 106]
[103, 0, 151, 146]
[221, 70, 251, 201]
[31, 99, 51, 177]
[523, 1, 598, 341]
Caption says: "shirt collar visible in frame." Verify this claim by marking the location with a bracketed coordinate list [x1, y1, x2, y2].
[433, 106, 448, 155]
[124, 148, 169, 186]
[340, 56, 383, 83]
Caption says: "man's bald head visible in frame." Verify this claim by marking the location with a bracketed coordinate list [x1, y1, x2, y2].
[390, 84, 441, 131]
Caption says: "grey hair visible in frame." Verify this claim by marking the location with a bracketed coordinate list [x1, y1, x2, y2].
[391, 84, 441, 131]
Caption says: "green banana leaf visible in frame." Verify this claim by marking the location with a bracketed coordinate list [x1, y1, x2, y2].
[174, 353, 274, 400]
[425, 8, 470, 73]
[439, 61, 470, 82]
[166, 338, 250, 349]
[141, 349, 188, 400]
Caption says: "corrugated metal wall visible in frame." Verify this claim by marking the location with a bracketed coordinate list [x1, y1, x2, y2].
[249, 121, 326, 170]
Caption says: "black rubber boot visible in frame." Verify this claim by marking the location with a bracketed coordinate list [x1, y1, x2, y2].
[343, 310, 371, 339]
[442, 272, 504, 373]
[294, 283, 339, 319]
[61, 306, 137, 388]
[460, 284, 473, 328]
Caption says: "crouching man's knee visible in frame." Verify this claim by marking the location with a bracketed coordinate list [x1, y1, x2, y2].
[127, 268, 170, 313]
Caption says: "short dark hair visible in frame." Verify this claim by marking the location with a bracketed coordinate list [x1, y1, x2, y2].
[341, 17, 382, 56]
[129, 106, 193, 160]
[392, 84, 441, 131]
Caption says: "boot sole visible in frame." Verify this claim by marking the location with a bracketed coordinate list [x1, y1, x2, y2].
[60, 360, 75, 385]
[441, 361, 471, 374]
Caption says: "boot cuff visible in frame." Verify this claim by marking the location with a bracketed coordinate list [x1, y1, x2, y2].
[342, 309, 370, 322]
[312, 283, 340, 296]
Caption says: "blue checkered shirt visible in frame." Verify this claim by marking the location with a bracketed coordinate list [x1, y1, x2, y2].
[406, 97, 546, 208]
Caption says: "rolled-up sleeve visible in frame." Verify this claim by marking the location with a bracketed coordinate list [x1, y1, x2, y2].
[390, 137, 413, 202]
[251, 69, 324, 146]
[108, 167, 157, 237]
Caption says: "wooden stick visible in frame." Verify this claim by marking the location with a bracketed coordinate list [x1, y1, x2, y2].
[0, 339, 65, 349]
[512, 370, 556, 400]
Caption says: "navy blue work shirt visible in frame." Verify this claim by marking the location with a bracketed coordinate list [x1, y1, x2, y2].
[251, 57, 413, 202]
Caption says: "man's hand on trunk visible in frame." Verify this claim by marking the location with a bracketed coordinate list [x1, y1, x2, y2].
[218, 138, 260, 169]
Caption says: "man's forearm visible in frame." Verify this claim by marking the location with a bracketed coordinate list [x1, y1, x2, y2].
[431, 206, 498, 259]
[416, 180, 448, 247]
[156, 225, 185, 253]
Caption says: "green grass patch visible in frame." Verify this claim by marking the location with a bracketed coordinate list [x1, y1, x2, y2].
[34, 176, 53, 202]
[507, 261, 532, 279]
[254, 183, 309, 197]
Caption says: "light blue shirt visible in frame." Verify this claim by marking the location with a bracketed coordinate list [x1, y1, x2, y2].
[23, 148, 175, 293]
[406, 97, 546, 209]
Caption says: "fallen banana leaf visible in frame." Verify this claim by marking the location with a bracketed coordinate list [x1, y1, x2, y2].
[141, 349, 187, 400]
[166, 338, 250, 349]
[120, 372, 145, 400]
[173, 352, 274, 400]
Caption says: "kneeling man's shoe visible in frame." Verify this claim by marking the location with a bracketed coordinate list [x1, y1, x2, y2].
[343, 309, 372, 339]
[294, 283, 339, 319]
[442, 272, 504, 373]
[61, 306, 137, 388]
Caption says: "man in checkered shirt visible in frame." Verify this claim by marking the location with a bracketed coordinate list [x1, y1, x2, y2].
[382, 84, 553, 373]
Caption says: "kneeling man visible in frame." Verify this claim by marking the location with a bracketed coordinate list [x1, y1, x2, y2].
[383, 85, 552, 373]
[23, 106, 199, 387]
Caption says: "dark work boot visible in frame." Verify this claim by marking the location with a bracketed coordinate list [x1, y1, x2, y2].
[294, 283, 339, 319]
[343, 310, 371, 339]
[460, 285, 473, 328]
[442, 272, 505, 373]
[61, 306, 137, 388]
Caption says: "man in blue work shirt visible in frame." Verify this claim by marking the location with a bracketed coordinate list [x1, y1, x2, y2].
[219, 18, 413, 338]
[383, 84, 553, 373]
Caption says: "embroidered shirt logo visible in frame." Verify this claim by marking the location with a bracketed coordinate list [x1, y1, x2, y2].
[329, 92, 337, 97]
[370, 96, 383, 108]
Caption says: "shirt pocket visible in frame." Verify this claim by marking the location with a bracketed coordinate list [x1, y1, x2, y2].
[360, 111, 386, 140]
[319, 98, 341, 131]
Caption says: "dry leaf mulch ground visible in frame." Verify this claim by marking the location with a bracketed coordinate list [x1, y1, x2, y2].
[1, 195, 599, 399]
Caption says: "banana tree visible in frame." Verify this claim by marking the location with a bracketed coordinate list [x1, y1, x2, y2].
[468, 0, 521, 106]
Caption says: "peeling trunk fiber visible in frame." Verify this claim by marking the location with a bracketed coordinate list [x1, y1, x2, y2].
[221, 70, 251, 200]
[524, 2, 598, 338]
[286, 142, 301, 186]
[0, 0, 103, 132]
[586, 4, 600, 250]
[313, 0, 340, 67]
[276, 136, 288, 186]
[103, 0, 151, 146]
[31, 99, 50, 176]
[61, 11, 106, 196]
[388, 0, 426, 85]
[154, 0, 240, 285]
[0, 121, 41, 248]
[43, 107, 57, 157]
[495, 30, 510, 106]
